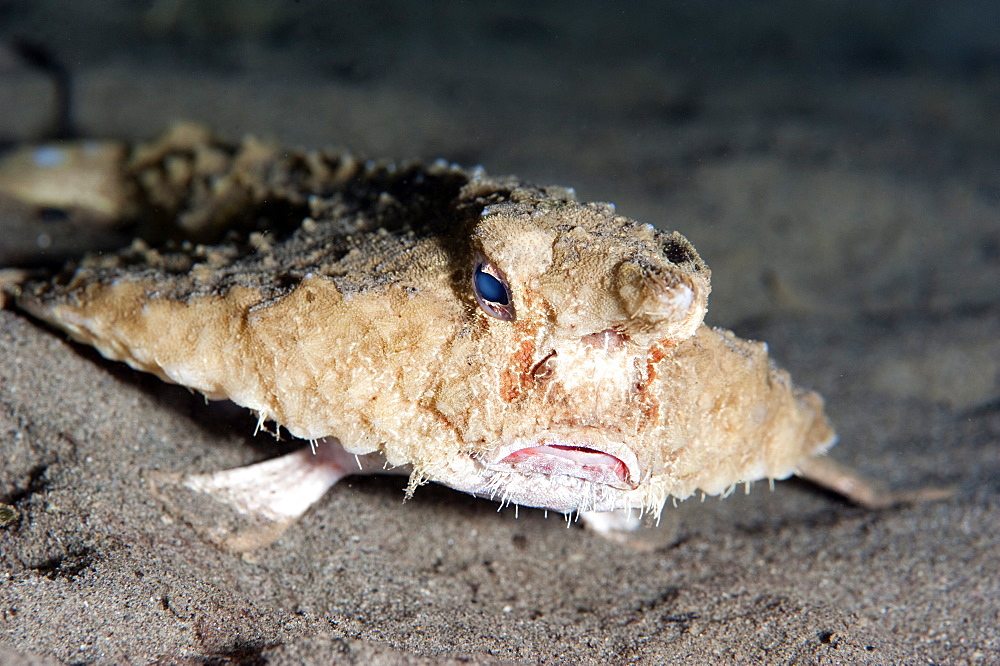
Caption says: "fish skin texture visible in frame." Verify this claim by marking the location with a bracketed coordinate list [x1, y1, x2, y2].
[10, 125, 837, 524]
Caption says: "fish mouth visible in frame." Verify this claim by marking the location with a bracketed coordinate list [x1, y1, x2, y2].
[480, 432, 640, 490]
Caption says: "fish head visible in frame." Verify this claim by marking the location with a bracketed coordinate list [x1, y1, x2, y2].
[425, 201, 713, 513]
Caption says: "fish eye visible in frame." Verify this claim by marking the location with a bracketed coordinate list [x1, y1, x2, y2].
[472, 259, 515, 321]
[475, 267, 508, 305]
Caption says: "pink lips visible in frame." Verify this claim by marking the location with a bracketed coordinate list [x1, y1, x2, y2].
[500, 444, 632, 487]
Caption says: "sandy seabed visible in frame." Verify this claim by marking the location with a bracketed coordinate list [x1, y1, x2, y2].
[1, 2, 998, 663]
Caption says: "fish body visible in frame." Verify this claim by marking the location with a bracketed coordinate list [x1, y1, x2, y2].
[8, 127, 840, 539]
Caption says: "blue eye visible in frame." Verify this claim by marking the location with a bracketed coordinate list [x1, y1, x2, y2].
[474, 267, 509, 305]
[472, 259, 515, 320]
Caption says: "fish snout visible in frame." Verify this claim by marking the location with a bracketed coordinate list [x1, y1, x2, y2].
[614, 258, 708, 342]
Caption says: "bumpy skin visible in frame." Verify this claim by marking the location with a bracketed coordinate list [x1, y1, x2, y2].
[13, 127, 835, 516]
